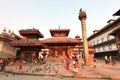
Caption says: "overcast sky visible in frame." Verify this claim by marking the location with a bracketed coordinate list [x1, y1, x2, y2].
[0, 0, 120, 39]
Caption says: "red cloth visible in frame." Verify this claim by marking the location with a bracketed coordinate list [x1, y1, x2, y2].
[74, 61, 79, 68]
[65, 58, 70, 70]
[19, 61, 22, 69]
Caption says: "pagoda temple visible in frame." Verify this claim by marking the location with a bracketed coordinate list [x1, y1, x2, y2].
[42, 28, 81, 59]
[10, 28, 48, 60]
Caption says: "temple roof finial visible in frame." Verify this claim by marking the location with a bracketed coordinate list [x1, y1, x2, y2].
[3, 27, 6, 32]
[2, 27, 6, 34]
[11, 31, 15, 37]
[58, 25, 60, 29]
[8, 29, 12, 36]
[33, 27, 35, 30]
[8, 29, 11, 33]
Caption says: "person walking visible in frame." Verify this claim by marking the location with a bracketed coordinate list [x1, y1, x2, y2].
[65, 57, 70, 70]
[29, 58, 34, 70]
[0, 59, 7, 72]
[111, 56, 116, 66]
[109, 56, 112, 63]
[73, 58, 79, 73]
[104, 56, 108, 64]
[19, 60, 23, 70]
[39, 52, 45, 64]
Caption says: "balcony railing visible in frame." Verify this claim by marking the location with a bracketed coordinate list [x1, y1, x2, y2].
[93, 39, 115, 47]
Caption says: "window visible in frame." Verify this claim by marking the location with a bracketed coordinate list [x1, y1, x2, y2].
[90, 42, 92, 45]
[101, 38, 104, 42]
[97, 40, 99, 44]
[102, 46, 105, 51]
[98, 47, 100, 51]
[107, 35, 110, 41]
[93, 41, 95, 45]
[108, 45, 112, 50]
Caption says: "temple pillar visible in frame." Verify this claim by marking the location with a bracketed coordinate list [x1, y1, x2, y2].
[55, 51, 58, 57]
[63, 51, 66, 58]
[78, 9, 89, 65]
[32, 52, 36, 59]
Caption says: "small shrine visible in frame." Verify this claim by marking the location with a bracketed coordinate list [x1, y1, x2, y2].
[10, 28, 48, 60]
[72, 35, 96, 62]
[0, 28, 21, 58]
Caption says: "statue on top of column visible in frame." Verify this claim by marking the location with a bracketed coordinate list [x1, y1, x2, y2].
[78, 8, 87, 20]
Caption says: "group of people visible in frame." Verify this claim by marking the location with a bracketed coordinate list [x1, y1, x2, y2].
[0, 53, 47, 72]
[104, 55, 116, 66]
[0, 53, 80, 74]
[65, 54, 80, 73]
[18, 52, 48, 70]
[18, 58, 36, 70]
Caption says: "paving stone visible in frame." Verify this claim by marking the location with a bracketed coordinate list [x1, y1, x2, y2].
[3, 59, 120, 79]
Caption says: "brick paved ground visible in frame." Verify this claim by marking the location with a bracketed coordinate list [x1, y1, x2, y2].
[0, 58, 120, 80]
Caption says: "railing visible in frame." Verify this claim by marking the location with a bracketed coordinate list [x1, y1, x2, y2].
[93, 39, 115, 47]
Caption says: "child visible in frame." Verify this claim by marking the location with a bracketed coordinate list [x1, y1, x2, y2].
[19, 60, 23, 70]
[0, 59, 7, 72]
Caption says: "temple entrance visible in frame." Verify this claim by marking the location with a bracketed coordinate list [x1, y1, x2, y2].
[54, 50, 63, 57]
[49, 47, 67, 58]
[57, 49, 63, 56]
[21, 51, 36, 60]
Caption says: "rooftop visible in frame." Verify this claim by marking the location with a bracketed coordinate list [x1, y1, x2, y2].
[19, 28, 44, 38]
[113, 9, 120, 16]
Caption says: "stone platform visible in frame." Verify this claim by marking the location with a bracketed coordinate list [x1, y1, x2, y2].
[1, 59, 120, 80]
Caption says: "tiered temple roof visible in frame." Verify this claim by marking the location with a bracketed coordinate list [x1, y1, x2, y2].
[19, 28, 44, 39]
[50, 29, 70, 37]
[42, 28, 81, 45]
[10, 28, 48, 48]
[0, 28, 21, 42]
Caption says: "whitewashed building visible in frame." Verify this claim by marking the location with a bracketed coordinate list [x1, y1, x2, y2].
[88, 10, 120, 58]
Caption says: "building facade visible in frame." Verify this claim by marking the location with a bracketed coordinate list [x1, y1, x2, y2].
[0, 27, 95, 61]
[88, 10, 120, 59]
[109, 9, 120, 59]
[0, 28, 21, 58]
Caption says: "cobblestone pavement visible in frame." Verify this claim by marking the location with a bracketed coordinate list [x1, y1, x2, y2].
[0, 59, 120, 80]
[0, 73, 108, 80]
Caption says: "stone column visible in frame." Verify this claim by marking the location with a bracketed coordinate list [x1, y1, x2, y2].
[78, 9, 89, 65]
